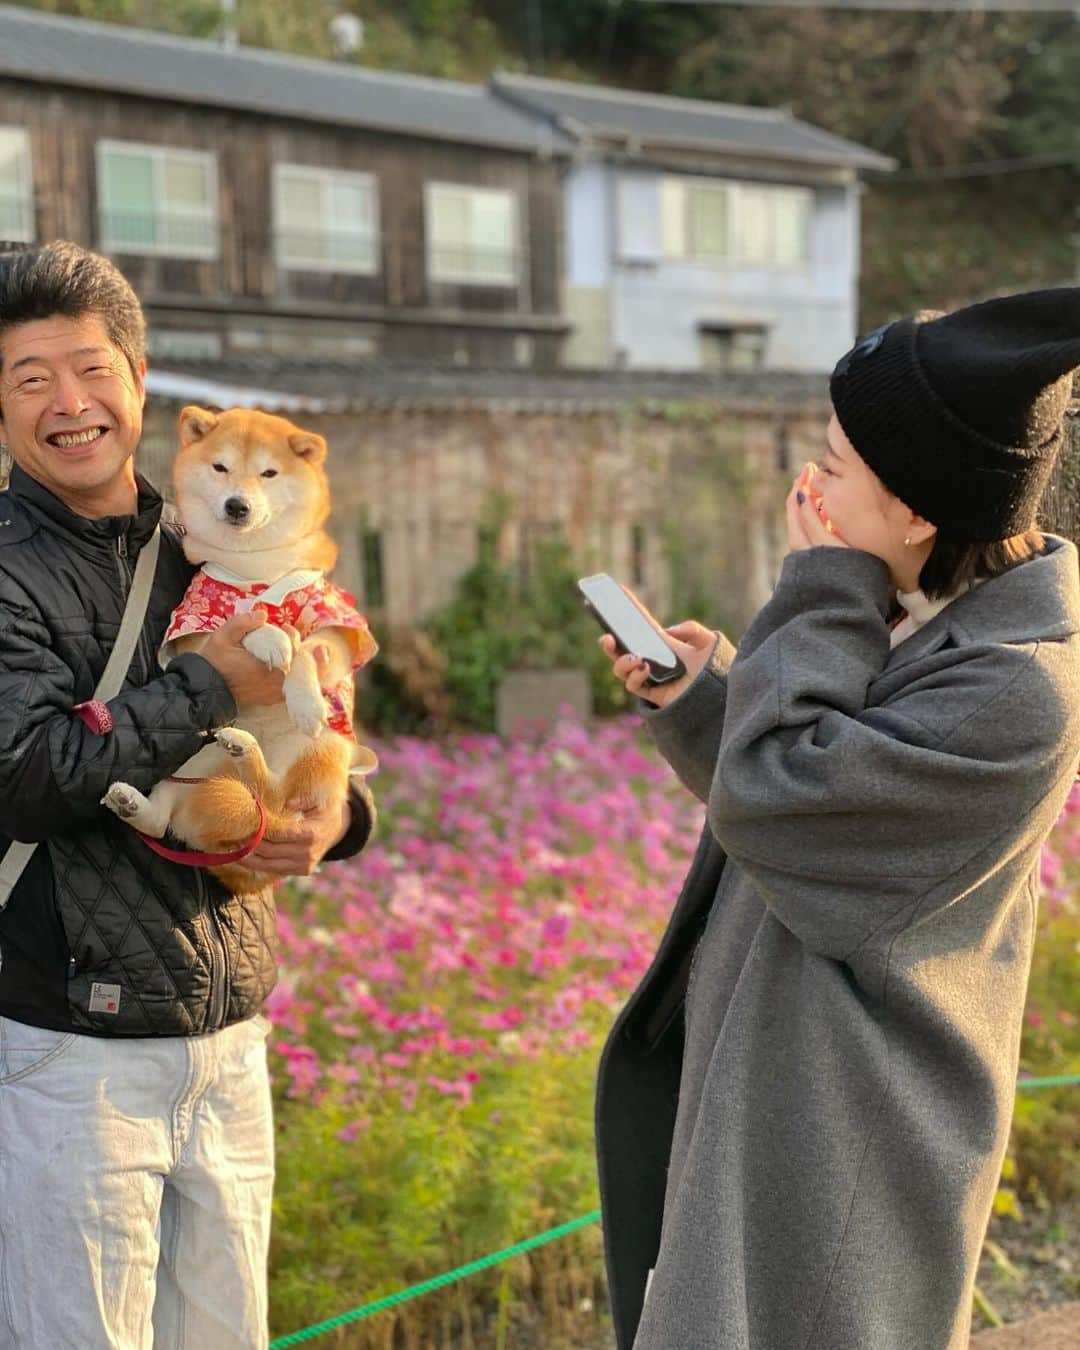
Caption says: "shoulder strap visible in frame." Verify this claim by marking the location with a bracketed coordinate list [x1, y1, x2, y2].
[0, 526, 162, 910]
[94, 527, 161, 701]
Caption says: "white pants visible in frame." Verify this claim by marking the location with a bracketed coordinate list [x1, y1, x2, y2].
[0, 1014, 274, 1350]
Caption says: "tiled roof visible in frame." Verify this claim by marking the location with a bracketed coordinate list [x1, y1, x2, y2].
[493, 72, 896, 172]
[146, 358, 828, 413]
[0, 6, 893, 171]
[0, 5, 569, 154]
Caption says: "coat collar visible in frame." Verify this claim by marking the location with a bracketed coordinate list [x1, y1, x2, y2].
[935, 534, 1079, 645]
[8, 462, 164, 558]
[883, 534, 1079, 677]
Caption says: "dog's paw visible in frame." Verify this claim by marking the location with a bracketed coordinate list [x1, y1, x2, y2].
[215, 727, 259, 759]
[102, 782, 147, 821]
[285, 682, 328, 738]
[243, 624, 293, 672]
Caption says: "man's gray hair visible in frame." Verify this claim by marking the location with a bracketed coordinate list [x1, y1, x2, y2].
[0, 241, 146, 381]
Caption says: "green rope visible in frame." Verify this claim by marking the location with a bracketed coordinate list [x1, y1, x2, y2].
[269, 1073, 1080, 1348]
[1016, 1073, 1080, 1091]
[268, 1209, 601, 1348]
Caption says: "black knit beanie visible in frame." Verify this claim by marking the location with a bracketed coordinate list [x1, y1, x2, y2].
[829, 287, 1080, 541]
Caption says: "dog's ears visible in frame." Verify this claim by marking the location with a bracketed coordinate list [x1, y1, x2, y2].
[289, 431, 327, 466]
[178, 406, 220, 445]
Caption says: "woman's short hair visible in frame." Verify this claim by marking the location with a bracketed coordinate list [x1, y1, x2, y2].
[919, 530, 1045, 600]
[0, 241, 146, 381]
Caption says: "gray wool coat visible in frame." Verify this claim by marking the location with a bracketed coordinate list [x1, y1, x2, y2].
[595, 538, 1080, 1350]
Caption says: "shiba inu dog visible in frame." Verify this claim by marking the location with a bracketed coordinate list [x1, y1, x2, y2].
[103, 405, 378, 894]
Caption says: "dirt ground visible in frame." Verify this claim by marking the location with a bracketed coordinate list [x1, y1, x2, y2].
[971, 1200, 1079, 1335]
[970, 1302, 1080, 1348]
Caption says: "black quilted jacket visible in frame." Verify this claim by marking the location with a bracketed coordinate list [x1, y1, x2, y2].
[0, 464, 373, 1036]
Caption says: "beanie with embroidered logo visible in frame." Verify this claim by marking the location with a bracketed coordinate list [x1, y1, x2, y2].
[829, 287, 1080, 541]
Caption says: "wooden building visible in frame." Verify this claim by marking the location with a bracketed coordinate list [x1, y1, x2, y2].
[0, 5, 571, 368]
[0, 7, 897, 378]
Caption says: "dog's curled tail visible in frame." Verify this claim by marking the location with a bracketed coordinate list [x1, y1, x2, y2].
[172, 775, 264, 853]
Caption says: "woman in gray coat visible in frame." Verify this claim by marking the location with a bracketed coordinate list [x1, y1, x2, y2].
[595, 288, 1080, 1349]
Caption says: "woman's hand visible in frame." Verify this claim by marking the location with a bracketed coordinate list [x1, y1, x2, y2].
[786, 463, 849, 553]
[600, 602, 718, 710]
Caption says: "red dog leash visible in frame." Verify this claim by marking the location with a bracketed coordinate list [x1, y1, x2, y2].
[134, 775, 268, 867]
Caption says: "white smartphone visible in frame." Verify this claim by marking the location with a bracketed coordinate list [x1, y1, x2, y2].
[577, 573, 687, 685]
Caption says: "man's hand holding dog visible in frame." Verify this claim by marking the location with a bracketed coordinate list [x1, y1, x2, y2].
[201, 609, 296, 706]
[208, 629, 351, 877]
[246, 793, 350, 878]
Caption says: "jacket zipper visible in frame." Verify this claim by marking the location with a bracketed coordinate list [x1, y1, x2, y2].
[115, 531, 130, 596]
[205, 902, 230, 1031]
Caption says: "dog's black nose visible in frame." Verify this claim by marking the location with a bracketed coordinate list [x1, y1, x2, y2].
[224, 497, 250, 522]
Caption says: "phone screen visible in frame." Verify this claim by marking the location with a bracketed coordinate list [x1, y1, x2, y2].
[577, 574, 680, 672]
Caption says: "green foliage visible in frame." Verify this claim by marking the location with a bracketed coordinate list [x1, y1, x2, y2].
[422, 526, 628, 731]
[860, 170, 1076, 331]
[269, 1044, 607, 1344]
[1006, 900, 1080, 1207]
[15, 0, 223, 39]
[425, 533, 516, 733]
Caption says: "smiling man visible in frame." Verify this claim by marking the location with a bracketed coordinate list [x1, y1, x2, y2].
[0, 241, 375, 1350]
[2, 317, 144, 513]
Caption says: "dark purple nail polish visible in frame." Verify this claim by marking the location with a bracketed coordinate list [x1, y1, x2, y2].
[796, 491, 806, 506]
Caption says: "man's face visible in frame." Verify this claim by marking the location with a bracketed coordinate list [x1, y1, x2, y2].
[0, 313, 146, 513]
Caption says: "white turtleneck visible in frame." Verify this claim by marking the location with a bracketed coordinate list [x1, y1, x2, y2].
[890, 580, 980, 648]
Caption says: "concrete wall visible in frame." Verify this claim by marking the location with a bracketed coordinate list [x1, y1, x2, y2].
[137, 393, 828, 638]
[6, 391, 1069, 650]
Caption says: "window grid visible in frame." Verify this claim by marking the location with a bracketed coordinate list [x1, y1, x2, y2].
[662, 176, 812, 269]
[0, 127, 34, 243]
[97, 140, 218, 260]
[426, 183, 518, 288]
[274, 164, 379, 275]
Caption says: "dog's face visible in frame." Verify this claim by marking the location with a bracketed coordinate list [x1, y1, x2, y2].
[173, 406, 331, 552]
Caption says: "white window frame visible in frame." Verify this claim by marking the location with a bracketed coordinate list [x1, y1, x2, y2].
[0, 126, 34, 243]
[731, 183, 812, 269]
[273, 164, 380, 275]
[661, 176, 728, 263]
[661, 175, 812, 270]
[425, 182, 518, 288]
[97, 139, 218, 260]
